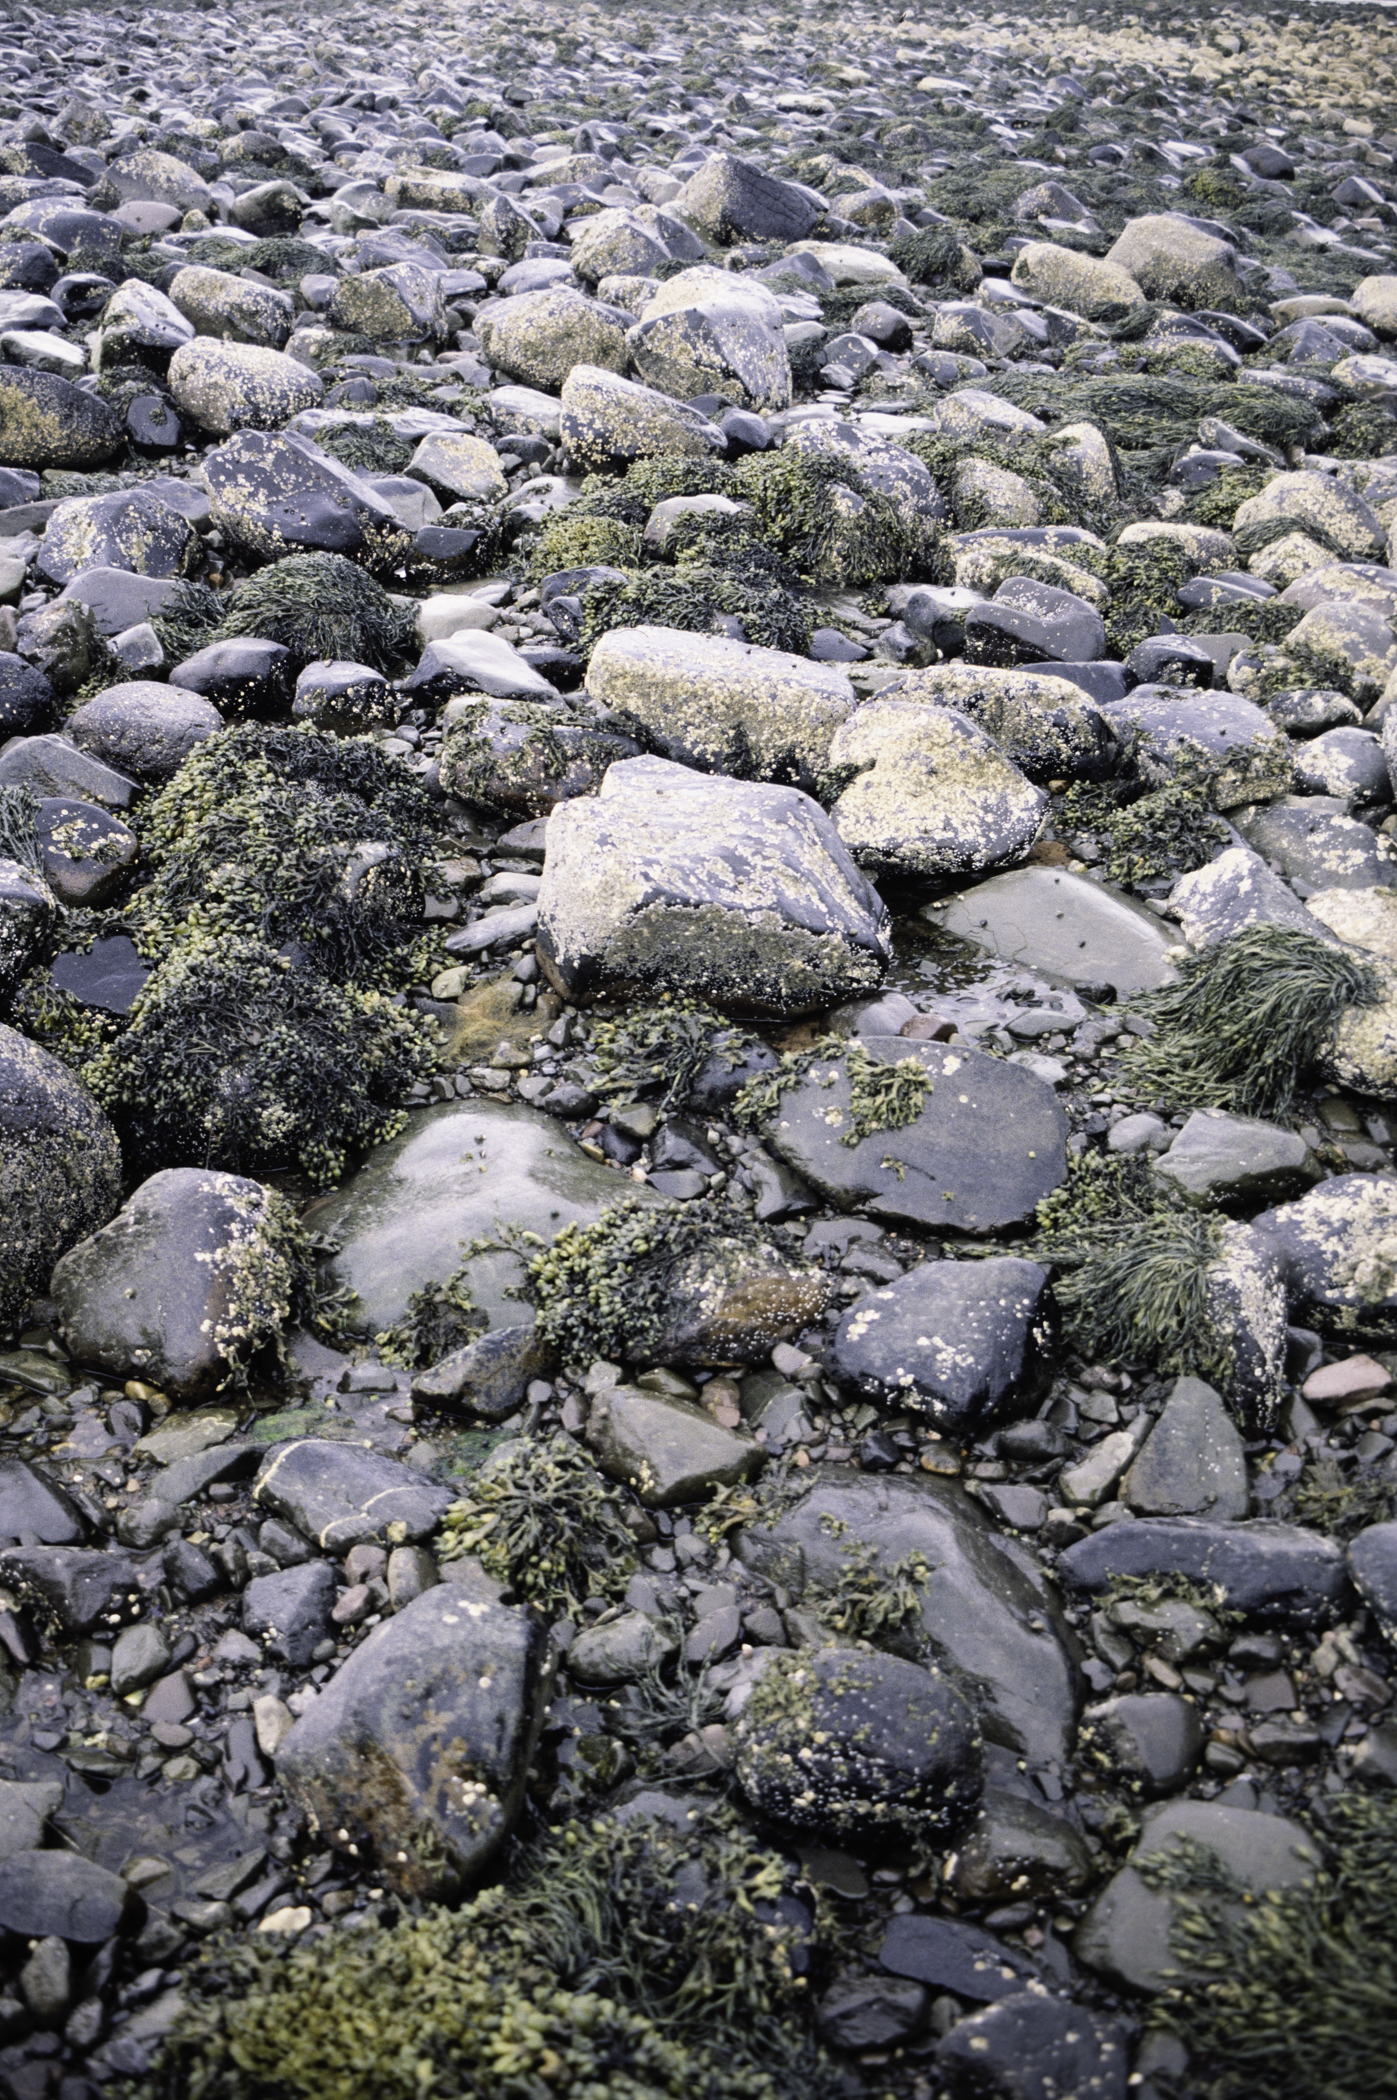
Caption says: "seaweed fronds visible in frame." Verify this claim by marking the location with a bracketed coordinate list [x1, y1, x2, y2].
[436, 1432, 637, 1616]
[1124, 925, 1382, 1122]
[584, 998, 756, 1110]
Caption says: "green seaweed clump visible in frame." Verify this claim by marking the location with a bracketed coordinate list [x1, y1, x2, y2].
[375, 1261, 486, 1370]
[887, 225, 982, 291]
[437, 1432, 637, 1615]
[211, 552, 417, 672]
[314, 421, 417, 478]
[140, 1810, 828, 2100]
[1282, 1450, 1397, 1540]
[733, 1038, 931, 1147]
[1034, 1150, 1232, 1387]
[84, 937, 436, 1185]
[731, 447, 948, 588]
[1125, 925, 1382, 1122]
[810, 1532, 931, 1647]
[1058, 761, 1232, 888]
[1143, 1792, 1397, 2100]
[585, 997, 756, 1110]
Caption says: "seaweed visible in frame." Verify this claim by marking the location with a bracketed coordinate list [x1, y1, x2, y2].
[584, 998, 757, 1110]
[733, 1038, 931, 1147]
[1282, 1451, 1397, 1540]
[1058, 760, 1232, 888]
[808, 1535, 931, 1647]
[375, 1261, 487, 1370]
[0, 783, 39, 870]
[314, 421, 417, 478]
[1124, 925, 1382, 1122]
[887, 225, 982, 292]
[1144, 1792, 1397, 2100]
[208, 553, 417, 672]
[84, 937, 436, 1186]
[436, 1432, 637, 1615]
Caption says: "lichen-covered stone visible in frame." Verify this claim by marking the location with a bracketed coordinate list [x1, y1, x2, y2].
[828, 1257, 1055, 1432]
[0, 1024, 121, 1333]
[1105, 213, 1239, 309]
[0, 367, 123, 469]
[827, 701, 1046, 880]
[167, 264, 294, 349]
[475, 287, 631, 392]
[36, 489, 199, 587]
[1009, 241, 1147, 320]
[559, 364, 726, 473]
[202, 429, 411, 566]
[168, 340, 324, 437]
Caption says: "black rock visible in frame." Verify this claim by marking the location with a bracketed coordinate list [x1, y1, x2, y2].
[815, 1973, 929, 2051]
[242, 1560, 337, 1665]
[828, 1257, 1055, 1433]
[0, 366, 123, 470]
[411, 1323, 556, 1418]
[1348, 1521, 1397, 1633]
[35, 489, 198, 587]
[169, 638, 295, 717]
[0, 1021, 123, 1334]
[0, 1458, 87, 1546]
[35, 799, 137, 909]
[253, 1437, 454, 1551]
[56, 567, 185, 638]
[1127, 634, 1218, 687]
[934, 1991, 1130, 2100]
[203, 428, 410, 564]
[1020, 659, 1133, 703]
[878, 1914, 1038, 2002]
[687, 1037, 781, 1112]
[1080, 1692, 1205, 1797]
[0, 651, 53, 734]
[50, 934, 151, 1015]
[0, 1544, 136, 1634]
[1058, 1518, 1348, 1625]
[163, 1535, 223, 1604]
[0, 1852, 144, 1943]
[0, 467, 41, 506]
[65, 679, 221, 782]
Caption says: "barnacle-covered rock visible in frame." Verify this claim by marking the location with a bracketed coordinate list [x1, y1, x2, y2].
[0, 1023, 121, 1333]
[826, 701, 1047, 881]
[438, 695, 640, 815]
[732, 1647, 982, 1844]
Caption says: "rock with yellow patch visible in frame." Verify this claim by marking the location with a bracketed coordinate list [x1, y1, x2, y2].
[883, 663, 1119, 783]
[1253, 1172, 1397, 1332]
[827, 700, 1047, 880]
[475, 286, 631, 391]
[1010, 241, 1147, 321]
[50, 1168, 302, 1400]
[275, 1586, 550, 1900]
[559, 364, 725, 472]
[1232, 472, 1385, 564]
[1105, 213, 1239, 310]
[167, 340, 324, 437]
[0, 369, 122, 470]
[167, 264, 293, 349]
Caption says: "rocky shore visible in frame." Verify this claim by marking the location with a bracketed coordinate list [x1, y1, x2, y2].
[3, 0, 1397, 2095]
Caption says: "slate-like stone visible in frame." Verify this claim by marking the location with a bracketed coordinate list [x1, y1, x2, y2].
[878, 1914, 1038, 2002]
[1122, 1377, 1248, 1521]
[0, 732, 139, 810]
[0, 1544, 136, 1634]
[936, 865, 1178, 995]
[202, 428, 411, 566]
[828, 1258, 1054, 1432]
[933, 1993, 1130, 2100]
[1168, 845, 1328, 949]
[1058, 1517, 1347, 1625]
[275, 1586, 550, 1898]
[0, 1458, 86, 1545]
[49, 932, 149, 1013]
[1234, 796, 1397, 893]
[253, 1438, 453, 1550]
[66, 679, 221, 782]
[949, 1787, 1095, 1901]
[587, 1385, 766, 1506]
[242, 1561, 337, 1665]
[1080, 1691, 1205, 1797]
[1154, 1108, 1322, 1208]
[739, 1469, 1081, 1764]
[0, 1852, 144, 1943]
[758, 1035, 1067, 1235]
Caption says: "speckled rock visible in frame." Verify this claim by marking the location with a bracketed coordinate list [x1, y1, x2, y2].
[329, 261, 448, 343]
[585, 624, 854, 788]
[949, 1787, 1095, 1901]
[1009, 241, 1146, 320]
[275, 1586, 551, 1899]
[732, 1646, 982, 1843]
[828, 1257, 1055, 1432]
[827, 701, 1046, 880]
[167, 264, 294, 348]
[0, 367, 123, 468]
[1233, 472, 1385, 564]
[36, 489, 199, 586]
[674, 152, 823, 244]
[1234, 797, 1397, 892]
[1058, 1516, 1347, 1625]
[628, 274, 792, 413]
[559, 364, 725, 472]
[65, 680, 221, 782]
[885, 663, 1119, 784]
[536, 755, 891, 1015]
[0, 854, 53, 998]
[1308, 884, 1397, 959]
[934, 1992, 1130, 2100]
[1105, 212, 1238, 308]
[253, 1439, 453, 1550]
[51, 1168, 301, 1400]
[738, 1469, 1082, 1764]
[1102, 689, 1292, 808]
[1252, 1172, 1397, 1333]
[1169, 845, 1330, 949]
[0, 1023, 121, 1332]
[168, 340, 324, 437]
[202, 429, 411, 565]
[475, 287, 631, 391]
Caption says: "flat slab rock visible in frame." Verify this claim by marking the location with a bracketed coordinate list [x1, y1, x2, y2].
[586, 1383, 766, 1507]
[737, 1468, 1081, 1766]
[758, 1034, 1067, 1233]
[1058, 1516, 1347, 1625]
[253, 1438, 453, 1551]
[934, 865, 1178, 996]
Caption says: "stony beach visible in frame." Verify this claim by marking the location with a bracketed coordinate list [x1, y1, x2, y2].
[3, 0, 1397, 2094]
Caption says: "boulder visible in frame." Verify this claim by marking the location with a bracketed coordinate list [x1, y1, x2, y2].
[755, 1034, 1067, 1234]
[934, 1994, 1130, 2100]
[1235, 797, 1397, 893]
[738, 1469, 1082, 1764]
[1101, 689, 1292, 808]
[1285, 601, 1397, 704]
[0, 653, 52, 735]
[1252, 1173, 1397, 1333]
[94, 279, 194, 364]
[36, 489, 199, 586]
[1105, 213, 1239, 309]
[1234, 472, 1385, 563]
[949, 1787, 1095, 1901]
[628, 277, 792, 413]
[475, 287, 631, 391]
[0, 1025, 121, 1332]
[65, 680, 220, 783]
[405, 431, 508, 505]
[0, 1458, 87, 1546]
[167, 264, 293, 348]
[1169, 845, 1328, 950]
[0, 367, 123, 468]
[329, 262, 448, 343]
[203, 429, 411, 565]
[1154, 1109, 1322, 1208]
[936, 866, 1179, 994]
[1308, 884, 1397, 960]
[254, 1439, 453, 1551]
[242, 1561, 337, 1665]
[559, 363, 725, 472]
[1009, 242, 1146, 320]
[167, 340, 324, 436]
[828, 1257, 1055, 1433]
[0, 1852, 144, 1943]
[0, 853, 52, 996]
[674, 153, 823, 244]
[1122, 1379, 1251, 1522]
[1058, 1517, 1348, 1625]
[585, 624, 854, 788]
[887, 663, 1118, 784]
[276, 1587, 550, 1900]
[587, 1385, 767, 1506]
[535, 755, 891, 1015]
[827, 701, 1046, 880]
[51, 1169, 302, 1401]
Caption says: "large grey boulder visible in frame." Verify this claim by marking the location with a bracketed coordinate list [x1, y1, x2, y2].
[559, 364, 725, 472]
[254, 1440, 454, 1551]
[936, 865, 1178, 995]
[1105, 213, 1240, 309]
[475, 287, 631, 390]
[51, 1169, 301, 1401]
[535, 755, 891, 1015]
[328, 261, 448, 344]
[167, 264, 292, 348]
[1234, 472, 1385, 563]
[1252, 1173, 1397, 1332]
[827, 701, 1046, 881]
[585, 625, 854, 788]
[737, 1469, 1082, 1765]
[627, 271, 792, 413]
[1168, 844, 1328, 950]
[0, 367, 123, 468]
[828, 1258, 1055, 1433]
[1076, 1800, 1318, 1992]
[167, 340, 323, 436]
[756, 1035, 1067, 1234]
[587, 1385, 767, 1506]
[275, 1587, 551, 1899]
[1122, 1377, 1249, 1521]
[202, 429, 411, 566]
[1102, 689, 1292, 808]
[1009, 242, 1146, 320]
[0, 1025, 121, 1333]
[1058, 1516, 1348, 1625]
[303, 1097, 660, 1338]
[1234, 796, 1397, 893]
[65, 680, 221, 781]
[887, 664, 1119, 784]
[674, 153, 823, 244]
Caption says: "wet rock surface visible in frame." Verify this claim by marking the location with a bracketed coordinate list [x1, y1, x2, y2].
[3, 3, 1397, 2097]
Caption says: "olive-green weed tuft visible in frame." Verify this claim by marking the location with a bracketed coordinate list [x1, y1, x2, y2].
[437, 1432, 637, 1615]
[210, 552, 417, 671]
[584, 997, 756, 1110]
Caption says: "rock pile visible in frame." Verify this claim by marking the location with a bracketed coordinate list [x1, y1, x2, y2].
[3, 0, 1397, 2096]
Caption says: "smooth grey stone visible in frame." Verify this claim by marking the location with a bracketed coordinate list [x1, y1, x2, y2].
[0, 1021, 121, 1334]
[242, 1560, 337, 1665]
[276, 1585, 550, 1898]
[1058, 1516, 1347, 1625]
[1154, 1108, 1322, 1208]
[253, 1438, 453, 1551]
[968, 576, 1107, 664]
[304, 1097, 661, 1337]
[0, 1457, 86, 1544]
[410, 1324, 552, 1419]
[109, 1621, 172, 1696]
[65, 678, 221, 782]
[202, 427, 409, 565]
[49, 933, 149, 1013]
[878, 1914, 1038, 2002]
[1348, 1520, 1397, 1635]
[1234, 795, 1397, 892]
[0, 1779, 61, 1864]
[587, 1385, 766, 1507]
[35, 801, 137, 908]
[936, 866, 1178, 995]
[1081, 1691, 1205, 1796]
[155, 1441, 259, 1507]
[739, 1469, 1081, 1765]
[934, 1993, 1130, 2100]
[1123, 1377, 1248, 1521]
[0, 732, 139, 810]
[816, 1974, 929, 2052]
[1075, 1800, 1317, 1992]
[566, 1610, 678, 1686]
[758, 1035, 1067, 1235]
[0, 1852, 143, 1943]
[52, 1168, 301, 1402]
[949, 1787, 1095, 1901]
[0, 1544, 133, 1634]
[56, 566, 184, 637]
[169, 637, 293, 715]
[674, 152, 823, 244]
[828, 1257, 1054, 1433]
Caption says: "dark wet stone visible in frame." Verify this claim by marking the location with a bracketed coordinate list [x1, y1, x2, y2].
[35, 802, 139, 909]
[1080, 1692, 1205, 1797]
[169, 638, 295, 716]
[49, 934, 150, 1015]
[1059, 1517, 1347, 1625]
[878, 1914, 1038, 2002]
[828, 1257, 1054, 1433]
[815, 1974, 929, 2051]
[0, 651, 52, 734]
[242, 1561, 337, 1665]
[0, 1022, 122, 1333]
[253, 1438, 453, 1550]
[1348, 1521, 1397, 1635]
[934, 1992, 1130, 2100]
[0, 367, 123, 470]
[0, 1458, 87, 1545]
[276, 1586, 551, 1899]
[0, 1852, 144, 1943]
[410, 1325, 556, 1418]
[0, 1544, 135, 1634]
[65, 678, 222, 782]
